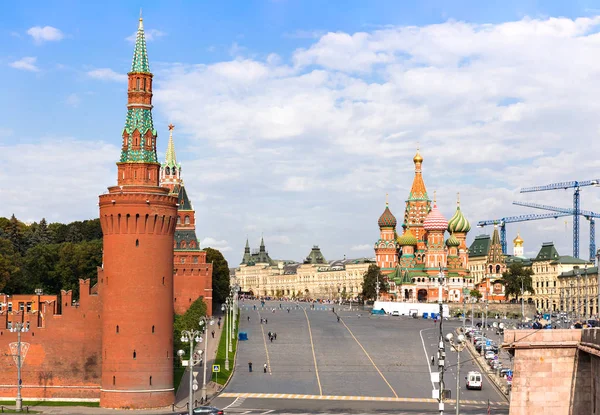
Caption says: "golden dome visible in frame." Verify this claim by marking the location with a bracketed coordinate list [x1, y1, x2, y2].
[413, 150, 423, 164]
[513, 233, 524, 247]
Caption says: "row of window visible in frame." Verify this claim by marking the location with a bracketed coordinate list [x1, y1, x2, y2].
[6, 321, 31, 330]
[176, 216, 191, 225]
[1, 302, 33, 313]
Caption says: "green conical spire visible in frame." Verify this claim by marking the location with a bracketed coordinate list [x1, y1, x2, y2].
[164, 124, 177, 168]
[131, 17, 150, 73]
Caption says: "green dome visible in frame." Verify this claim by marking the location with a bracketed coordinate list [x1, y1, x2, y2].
[446, 234, 460, 247]
[378, 205, 397, 228]
[398, 229, 418, 246]
[448, 206, 471, 233]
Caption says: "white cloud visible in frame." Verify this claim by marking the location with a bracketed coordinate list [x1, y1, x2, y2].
[152, 15, 600, 264]
[27, 26, 64, 44]
[65, 93, 81, 108]
[87, 68, 127, 82]
[125, 29, 166, 43]
[201, 237, 232, 252]
[9, 57, 39, 72]
[0, 139, 117, 223]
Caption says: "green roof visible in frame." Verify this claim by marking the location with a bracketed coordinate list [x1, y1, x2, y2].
[534, 242, 560, 261]
[558, 266, 598, 278]
[468, 234, 491, 257]
[174, 229, 200, 251]
[304, 246, 327, 264]
[550, 255, 590, 265]
[174, 185, 193, 210]
[120, 108, 158, 163]
[131, 18, 150, 73]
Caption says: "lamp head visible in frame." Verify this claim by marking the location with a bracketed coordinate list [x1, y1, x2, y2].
[181, 336, 187, 343]
[457, 334, 466, 343]
[445, 332, 454, 342]
[493, 322, 498, 328]
[195, 336, 201, 343]
[177, 349, 185, 357]
[221, 304, 225, 311]
[199, 320, 205, 327]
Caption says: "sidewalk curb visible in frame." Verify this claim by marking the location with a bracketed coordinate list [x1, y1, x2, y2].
[459, 328, 510, 402]
[209, 310, 240, 404]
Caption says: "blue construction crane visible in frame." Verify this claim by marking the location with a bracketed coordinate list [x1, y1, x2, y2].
[512, 201, 600, 261]
[477, 212, 571, 254]
[519, 179, 600, 259]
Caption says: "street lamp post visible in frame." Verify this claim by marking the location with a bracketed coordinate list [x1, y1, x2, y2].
[584, 265, 589, 319]
[436, 265, 446, 415]
[179, 326, 205, 415]
[199, 317, 215, 403]
[569, 281, 575, 321]
[221, 298, 232, 370]
[596, 249, 600, 320]
[445, 333, 467, 415]
[9, 322, 28, 412]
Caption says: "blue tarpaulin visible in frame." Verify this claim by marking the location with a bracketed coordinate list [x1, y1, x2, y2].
[238, 332, 248, 341]
[423, 313, 429, 319]
[371, 309, 385, 315]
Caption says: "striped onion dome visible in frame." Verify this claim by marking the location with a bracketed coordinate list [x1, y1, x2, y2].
[448, 205, 471, 233]
[378, 205, 397, 228]
[446, 233, 460, 247]
[423, 203, 448, 231]
[398, 228, 418, 246]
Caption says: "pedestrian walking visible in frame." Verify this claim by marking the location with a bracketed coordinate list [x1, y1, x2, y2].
[265, 318, 268, 324]
[274, 333, 277, 340]
[268, 331, 272, 338]
[270, 336, 273, 343]
[218, 321, 221, 329]
[287, 308, 290, 313]
[211, 330, 215, 339]
[264, 363, 268, 373]
[248, 361, 253, 372]
[431, 355, 435, 366]
[337, 316, 340, 323]
[248, 316, 250, 322]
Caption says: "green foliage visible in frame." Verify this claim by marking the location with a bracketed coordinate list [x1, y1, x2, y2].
[469, 289, 482, 300]
[205, 247, 230, 313]
[173, 297, 208, 373]
[501, 262, 535, 301]
[0, 215, 103, 297]
[212, 311, 239, 385]
[361, 264, 388, 300]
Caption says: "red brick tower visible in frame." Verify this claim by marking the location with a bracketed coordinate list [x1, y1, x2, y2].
[98, 17, 178, 409]
[159, 125, 214, 315]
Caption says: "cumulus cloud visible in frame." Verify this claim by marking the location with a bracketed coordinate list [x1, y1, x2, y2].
[201, 237, 232, 252]
[87, 68, 127, 82]
[27, 26, 64, 44]
[9, 57, 40, 72]
[65, 93, 81, 108]
[153, 15, 600, 263]
[0, 139, 118, 222]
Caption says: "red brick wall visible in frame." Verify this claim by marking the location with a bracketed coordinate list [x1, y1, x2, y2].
[173, 250, 213, 315]
[0, 279, 102, 400]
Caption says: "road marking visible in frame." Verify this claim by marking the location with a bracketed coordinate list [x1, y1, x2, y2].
[223, 397, 246, 409]
[302, 306, 323, 395]
[420, 327, 436, 390]
[339, 317, 398, 398]
[218, 392, 509, 405]
[256, 311, 272, 375]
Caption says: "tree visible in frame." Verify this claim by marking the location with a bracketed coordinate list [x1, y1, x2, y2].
[204, 248, 230, 313]
[501, 262, 535, 302]
[54, 240, 102, 298]
[6, 214, 25, 254]
[361, 264, 388, 300]
[22, 244, 60, 294]
[173, 297, 208, 361]
[28, 218, 52, 247]
[469, 289, 482, 301]
[0, 239, 20, 293]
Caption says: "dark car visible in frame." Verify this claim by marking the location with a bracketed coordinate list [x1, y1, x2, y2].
[192, 406, 224, 415]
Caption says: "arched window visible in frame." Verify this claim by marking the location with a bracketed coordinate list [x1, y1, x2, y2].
[166, 167, 171, 175]
[177, 217, 181, 225]
[116, 325, 119, 333]
[496, 265, 501, 274]
[173, 167, 177, 176]
[181, 241, 186, 249]
[113, 376, 116, 385]
[184, 216, 190, 225]
[152, 325, 155, 333]
[149, 376, 152, 386]
[489, 265, 493, 273]
[143, 78, 146, 91]
[136, 78, 140, 90]
[133, 350, 137, 359]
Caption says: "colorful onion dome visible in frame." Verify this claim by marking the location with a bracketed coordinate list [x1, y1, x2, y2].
[448, 205, 471, 233]
[398, 228, 418, 246]
[378, 204, 397, 228]
[423, 203, 448, 231]
[446, 233, 460, 247]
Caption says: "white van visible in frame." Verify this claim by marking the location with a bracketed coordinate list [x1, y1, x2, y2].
[466, 371, 482, 390]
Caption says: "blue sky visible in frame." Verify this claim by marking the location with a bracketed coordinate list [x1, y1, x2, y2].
[2, 0, 600, 265]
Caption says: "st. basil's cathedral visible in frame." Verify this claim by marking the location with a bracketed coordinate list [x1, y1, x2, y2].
[374, 151, 474, 303]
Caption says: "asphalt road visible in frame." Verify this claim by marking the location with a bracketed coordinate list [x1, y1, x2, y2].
[213, 300, 509, 414]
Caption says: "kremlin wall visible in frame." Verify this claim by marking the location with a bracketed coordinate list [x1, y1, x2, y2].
[0, 18, 212, 407]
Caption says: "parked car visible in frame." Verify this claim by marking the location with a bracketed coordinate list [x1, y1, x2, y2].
[391, 310, 400, 316]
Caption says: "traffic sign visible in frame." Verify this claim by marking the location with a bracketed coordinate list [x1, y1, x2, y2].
[212, 364, 220, 373]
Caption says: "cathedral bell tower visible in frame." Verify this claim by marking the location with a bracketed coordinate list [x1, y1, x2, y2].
[98, 17, 178, 409]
